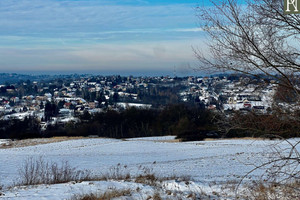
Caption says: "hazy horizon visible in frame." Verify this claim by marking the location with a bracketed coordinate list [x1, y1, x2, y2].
[0, 0, 210, 74]
[0, 68, 203, 77]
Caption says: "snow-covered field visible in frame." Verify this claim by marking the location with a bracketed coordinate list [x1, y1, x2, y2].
[0, 137, 298, 199]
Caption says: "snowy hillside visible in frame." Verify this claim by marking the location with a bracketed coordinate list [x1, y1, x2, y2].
[0, 137, 298, 199]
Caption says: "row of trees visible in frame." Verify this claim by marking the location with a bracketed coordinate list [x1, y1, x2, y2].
[0, 104, 216, 140]
[44, 104, 216, 140]
[1, 103, 300, 140]
[0, 117, 40, 139]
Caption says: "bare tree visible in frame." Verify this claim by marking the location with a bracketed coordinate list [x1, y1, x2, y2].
[196, 0, 300, 133]
[195, 0, 300, 92]
[195, 0, 300, 195]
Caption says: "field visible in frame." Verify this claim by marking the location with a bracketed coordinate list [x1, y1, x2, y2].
[0, 136, 298, 199]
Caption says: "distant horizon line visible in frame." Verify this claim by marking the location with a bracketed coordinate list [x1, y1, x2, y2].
[0, 70, 204, 77]
[0, 70, 263, 78]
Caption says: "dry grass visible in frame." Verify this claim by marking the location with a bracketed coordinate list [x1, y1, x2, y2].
[16, 158, 189, 188]
[2, 136, 180, 149]
[16, 157, 92, 186]
[204, 137, 267, 141]
[69, 163, 195, 200]
[154, 139, 180, 143]
[124, 138, 180, 143]
[0, 139, 13, 148]
[0, 137, 87, 149]
[68, 178, 300, 200]
[98, 164, 192, 188]
[135, 174, 157, 186]
[100, 163, 131, 181]
[152, 192, 162, 200]
[237, 181, 300, 200]
[71, 188, 132, 200]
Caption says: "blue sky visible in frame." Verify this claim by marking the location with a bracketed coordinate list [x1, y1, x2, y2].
[0, 0, 209, 76]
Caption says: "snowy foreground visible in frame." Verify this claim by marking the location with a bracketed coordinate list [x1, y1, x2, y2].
[0, 136, 298, 199]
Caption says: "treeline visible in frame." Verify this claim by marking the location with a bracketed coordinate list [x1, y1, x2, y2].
[45, 104, 217, 140]
[0, 117, 40, 139]
[0, 104, 217, 140]
[1, 104, 300, 140]
[226, 111, 300, 139]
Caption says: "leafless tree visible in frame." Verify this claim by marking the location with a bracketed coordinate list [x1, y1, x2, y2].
[195, 0, 300, 123]
[196, 0, 300, 122]
[195, 0, 300, 92]
[195, 0, 300, 195]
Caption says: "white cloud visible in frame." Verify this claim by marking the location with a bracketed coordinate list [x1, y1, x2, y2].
[0, 0, 197, 37]
[0, 39, 203, 71]
[0, 0, 204, 73]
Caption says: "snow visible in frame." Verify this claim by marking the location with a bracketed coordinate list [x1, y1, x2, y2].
[0, 137, 299, 199]
[1, 111, 34, 121]
[2, 181, 149, 200]
[116, 103, 152, 109]
[0, 139, 12, 147]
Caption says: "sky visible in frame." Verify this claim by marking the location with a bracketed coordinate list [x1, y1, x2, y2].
[0, 0, 210, 76]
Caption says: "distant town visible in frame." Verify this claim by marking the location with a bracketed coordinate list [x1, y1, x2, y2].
[0, 73, 276, 131]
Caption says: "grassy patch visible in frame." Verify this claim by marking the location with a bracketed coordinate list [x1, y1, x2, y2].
[2, 137, 86, 149]
[100, 163, 131, 181]
[71, 188, 132, 200]
[238, 181, 300, 200]
[16, 157, 92, 186]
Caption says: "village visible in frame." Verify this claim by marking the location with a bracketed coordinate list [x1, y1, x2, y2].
[0, 74, 277, 130]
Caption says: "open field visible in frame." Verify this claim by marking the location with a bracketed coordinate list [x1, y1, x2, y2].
[0, 136, 299, 199]
[0, 137, 88, 149]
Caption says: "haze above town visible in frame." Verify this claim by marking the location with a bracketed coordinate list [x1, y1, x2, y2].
[0, 0, 213, 76]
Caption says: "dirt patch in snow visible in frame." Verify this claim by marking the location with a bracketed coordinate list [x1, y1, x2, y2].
[155, 139, 180, 143]
[204, 137, 266, 141]
[0, 137, 87, 149]
[124, 138, 180, 143]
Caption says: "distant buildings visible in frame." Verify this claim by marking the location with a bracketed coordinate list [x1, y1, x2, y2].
[0, 74, 279, 130]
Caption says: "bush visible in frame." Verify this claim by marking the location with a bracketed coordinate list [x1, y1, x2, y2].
[226, 128, 254, 138]
[176, 130, 206, 141]
[17, 157, 91, 185]
[176, 129, 220, 141]
[100, 163, 131, 181]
